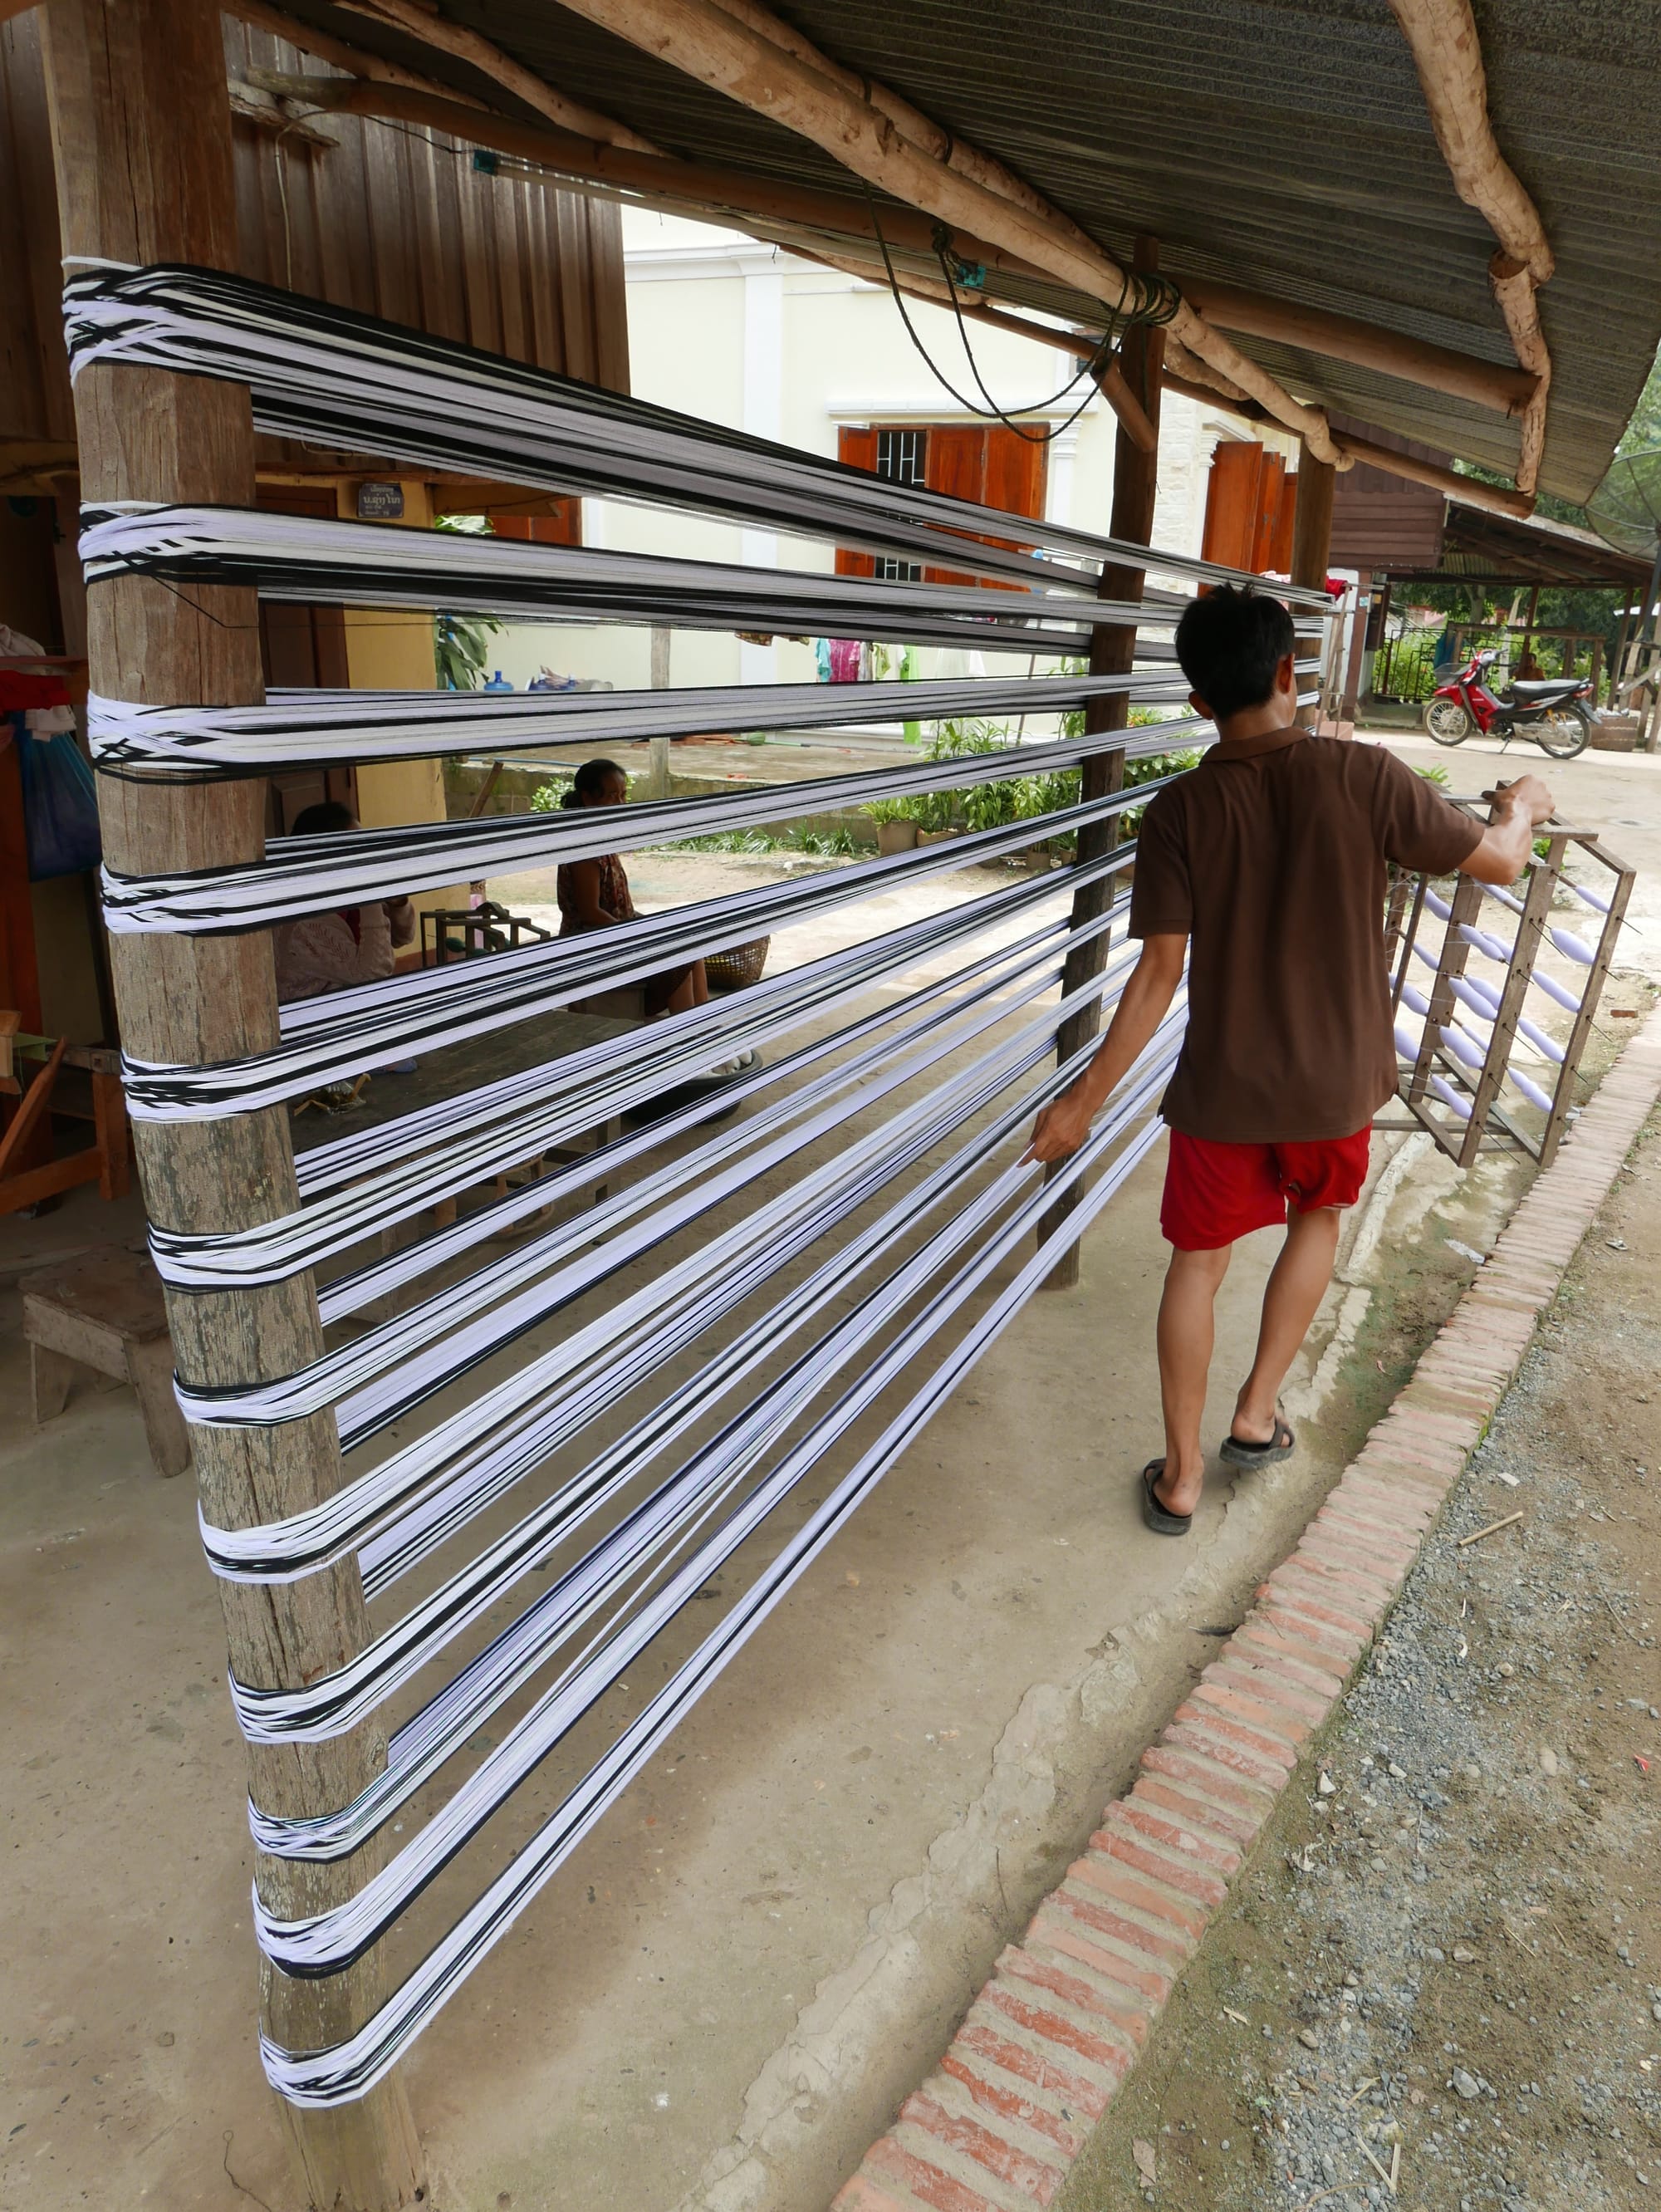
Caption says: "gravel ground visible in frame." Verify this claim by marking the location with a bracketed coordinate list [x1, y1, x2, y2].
[1061, 1105, 1661, 2212]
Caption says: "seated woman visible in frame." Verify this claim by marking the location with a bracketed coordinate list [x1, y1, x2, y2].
[557, 758, 754, 1068]
[272, 799, 416, 1003]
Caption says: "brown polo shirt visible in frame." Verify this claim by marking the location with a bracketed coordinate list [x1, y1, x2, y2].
[1128, 728, 1483, 1143]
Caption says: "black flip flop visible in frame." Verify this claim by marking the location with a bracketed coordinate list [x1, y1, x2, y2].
[1141, 1459, 1193, 1538]
[1218, 1407, 1296, 1469]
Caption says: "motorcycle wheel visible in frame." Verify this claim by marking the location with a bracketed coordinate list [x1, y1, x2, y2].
[1531, 704, 1590, 759]
[1423, 696, 1473, 746]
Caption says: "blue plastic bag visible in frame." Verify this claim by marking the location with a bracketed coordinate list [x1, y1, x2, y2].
[12, 719, 102, 880]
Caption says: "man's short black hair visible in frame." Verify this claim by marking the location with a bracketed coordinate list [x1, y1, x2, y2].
[1174, 585, 1296, 720]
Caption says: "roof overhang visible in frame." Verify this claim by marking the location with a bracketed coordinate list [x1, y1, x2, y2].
[257, 0, 1661, 506]
[1381, 499, 1655, 587]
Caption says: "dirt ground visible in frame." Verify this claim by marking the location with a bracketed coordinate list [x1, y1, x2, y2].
[2, 838, 1569, 2212]
[3, 740, 1656, 2212]
[1061, 1103, 1661, 2212]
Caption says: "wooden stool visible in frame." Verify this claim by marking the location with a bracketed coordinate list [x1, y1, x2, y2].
[21, 1246, 190, 1478]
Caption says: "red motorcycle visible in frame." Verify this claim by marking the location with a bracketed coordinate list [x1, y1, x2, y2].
[1423, 646, 1593, 758]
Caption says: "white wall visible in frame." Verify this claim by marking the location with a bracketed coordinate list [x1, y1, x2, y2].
[489, 206, 1301, 703]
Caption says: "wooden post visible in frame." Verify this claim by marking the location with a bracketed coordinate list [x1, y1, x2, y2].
[1338, 569, 1373, 733]
[649, 624, 672, 798]
[37, 5, 425, 2205]
[1609, 606, 1631, 711]
[1290, 445, 1335, 595]
[1040, 237, 1165, 1292]
[1290, 439, 1335, 728]
[1521, 580, 1541, 673]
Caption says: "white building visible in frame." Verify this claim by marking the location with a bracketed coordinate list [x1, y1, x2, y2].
[487, 208, 1301, 701]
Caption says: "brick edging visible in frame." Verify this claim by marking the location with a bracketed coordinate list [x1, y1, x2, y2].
[832, 1013, 1661, 2212]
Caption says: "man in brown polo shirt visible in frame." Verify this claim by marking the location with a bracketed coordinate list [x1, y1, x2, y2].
[1028, 585, 1552, 1536]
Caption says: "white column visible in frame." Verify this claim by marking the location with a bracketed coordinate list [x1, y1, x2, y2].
[1045, 423, 1080, 529]
[738, 250, 785, 686]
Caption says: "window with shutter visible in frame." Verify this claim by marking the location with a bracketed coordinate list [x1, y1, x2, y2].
[835, 422, 1047, 589]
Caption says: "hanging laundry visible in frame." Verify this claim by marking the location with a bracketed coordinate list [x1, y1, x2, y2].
[14, 723, 101, 879]
[0, 623, 76, 734]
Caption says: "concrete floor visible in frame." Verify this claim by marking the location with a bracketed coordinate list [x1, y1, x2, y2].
[2, 735, 1657, 2212]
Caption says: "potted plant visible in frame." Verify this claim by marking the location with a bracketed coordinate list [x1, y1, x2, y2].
[865, 794, 919, 855]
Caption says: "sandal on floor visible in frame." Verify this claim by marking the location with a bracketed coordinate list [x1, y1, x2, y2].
[1219, 1406, 1296, 1468]
[1140, 1459, 1193, 1538]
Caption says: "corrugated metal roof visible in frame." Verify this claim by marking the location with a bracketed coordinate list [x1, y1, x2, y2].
[282, 0, 1661, 503]
[1421, 498, 1657, 583]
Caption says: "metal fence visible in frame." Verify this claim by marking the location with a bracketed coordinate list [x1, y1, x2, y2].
[1371, 622, 1608, 708]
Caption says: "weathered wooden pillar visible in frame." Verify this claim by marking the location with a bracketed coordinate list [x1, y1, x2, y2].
[1291, 439, 1336, 730]
[649, 623, 673, 797]
[38, 4, 424, 2205]
[1338, 566, 1374, 733]
[1290, 444, 1335, 594]
[1041, 237, 1165, 1292]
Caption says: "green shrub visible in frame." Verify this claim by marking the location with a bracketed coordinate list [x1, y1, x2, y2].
[433, 514, 504, 689]
[860, 712, 1200, 853]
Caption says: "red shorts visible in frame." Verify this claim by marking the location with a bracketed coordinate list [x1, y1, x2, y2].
[1160, 1126, 1372, 1252]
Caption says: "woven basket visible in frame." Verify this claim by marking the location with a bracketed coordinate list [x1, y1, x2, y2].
[704, 935, 771, 992]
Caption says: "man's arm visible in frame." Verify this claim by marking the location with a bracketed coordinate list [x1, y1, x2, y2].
[1026, 933, 1187, 1163]
[1459, 773, 1554, 885]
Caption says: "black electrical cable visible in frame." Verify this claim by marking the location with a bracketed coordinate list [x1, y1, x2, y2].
[862, 188, 1112, 446]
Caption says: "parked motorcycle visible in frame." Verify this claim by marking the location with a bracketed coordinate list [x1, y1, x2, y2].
[1423, 647, 1593, 758]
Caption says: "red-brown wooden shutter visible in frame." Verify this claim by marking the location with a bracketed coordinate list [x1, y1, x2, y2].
[923, 424, 987, 586]
[1201, 439, 1266, 572]
[835, 425, 879, 576]
[982, 427, 1047, 530]
[489, 499, 582, 545]
[977, 426, 1047, 587]
[1250, 453, 1287, 573]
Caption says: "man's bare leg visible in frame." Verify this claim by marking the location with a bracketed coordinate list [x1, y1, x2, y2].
[1154, 1242, 1233, 1516]
[1230, 1204, 1342, 1444]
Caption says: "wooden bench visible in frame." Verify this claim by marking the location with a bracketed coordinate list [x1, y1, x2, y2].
[20, 1245, 190, 1478]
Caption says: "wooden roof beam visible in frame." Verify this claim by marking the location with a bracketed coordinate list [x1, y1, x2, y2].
[1155, 371, 1534, 523]
[247, 71, 1176, 452]
[914, 277, 1531, 424]
[328, 0, 658, 149]
[449, 0, 1350, 466]
[763, 237, 1157, 451]
[1178, 277, 1536, 418]
[705, 0, 1103, 252]
[1386, 0, 1551, 498]
[1335, 432, 1532, 519]
[230, 0, 491, 104]
[1385, 0, 1552, 282]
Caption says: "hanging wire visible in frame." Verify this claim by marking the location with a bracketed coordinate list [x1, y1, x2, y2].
[861, 188, 1111, 444]
[260, 96, 1163, 455]
[862, 189, 1181, 448]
